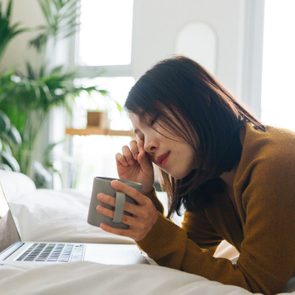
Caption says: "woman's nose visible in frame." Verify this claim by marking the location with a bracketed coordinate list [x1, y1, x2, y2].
[144, 138, 157, 153]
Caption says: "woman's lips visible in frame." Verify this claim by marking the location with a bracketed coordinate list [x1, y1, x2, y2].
[156, 152, 170, 167]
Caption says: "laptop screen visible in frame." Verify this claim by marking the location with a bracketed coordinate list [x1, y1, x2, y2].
[0, 184, 21, 253]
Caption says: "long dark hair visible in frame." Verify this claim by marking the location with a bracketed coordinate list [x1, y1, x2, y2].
[125, 56, 265, 217]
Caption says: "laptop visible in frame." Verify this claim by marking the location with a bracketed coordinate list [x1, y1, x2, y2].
[0, 184, 153, 265]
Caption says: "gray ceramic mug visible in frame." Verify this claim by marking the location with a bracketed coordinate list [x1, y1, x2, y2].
[87, 176, 142, 229]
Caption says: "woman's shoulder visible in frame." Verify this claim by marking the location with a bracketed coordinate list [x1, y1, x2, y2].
[242, 123, 295, 161]
[235, 124, 295, 187]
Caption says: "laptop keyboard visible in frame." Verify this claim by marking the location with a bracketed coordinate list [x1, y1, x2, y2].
[16, 243, 85, 262]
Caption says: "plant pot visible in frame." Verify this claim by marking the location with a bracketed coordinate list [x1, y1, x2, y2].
[87, 111, 108, 129]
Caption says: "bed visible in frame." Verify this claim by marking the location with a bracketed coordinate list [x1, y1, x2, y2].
[0, 170, 294, 295]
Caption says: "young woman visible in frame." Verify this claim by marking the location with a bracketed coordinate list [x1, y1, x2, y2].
[96, 56, 295, 294]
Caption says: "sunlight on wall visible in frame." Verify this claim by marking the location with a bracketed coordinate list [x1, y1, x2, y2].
[175, 22, 217, 74]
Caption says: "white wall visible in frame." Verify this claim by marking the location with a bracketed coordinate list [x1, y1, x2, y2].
[132, 0, 246, 99]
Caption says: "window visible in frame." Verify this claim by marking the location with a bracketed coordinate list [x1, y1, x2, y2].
[63, 0, 135, 190]
[78, 0, 133, 66]
[261, 0, 295, 130]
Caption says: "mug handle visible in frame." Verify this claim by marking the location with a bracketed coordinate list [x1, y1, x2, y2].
[113, 192, 126, 223]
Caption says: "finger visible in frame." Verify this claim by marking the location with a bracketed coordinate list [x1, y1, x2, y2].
[100, 223, 133, 238]
[96, 204, 114, 219]
[98, 193, 141, 217]
[111, 180, 146, 205]
[137, 149, 153, 171]
[97, 193, 116, 207]
[115, 153, 128, 167]
[123, 201, 141, 216]
[129, 140, 139, 160]
[96, 202, 138, 227]
[137, 138, 144, 152]
[121, 214, 138, 227]
[136, 138, 153, 168]
[122, 145, 135, 165]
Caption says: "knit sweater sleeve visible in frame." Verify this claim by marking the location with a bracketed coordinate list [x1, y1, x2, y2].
[137, 154, 295, 294]
[181, 210, 223, 255]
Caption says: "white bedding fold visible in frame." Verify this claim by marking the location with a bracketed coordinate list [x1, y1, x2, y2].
[0, 262, 253, 295]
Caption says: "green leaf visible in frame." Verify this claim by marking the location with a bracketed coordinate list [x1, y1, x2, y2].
[0, 150, 20, 171]
[7, 126, 22, 145]
[26, 62, 36, 79]
[0, 0, 27, 61]
[0, 110, 11, 131]
[0, 163, 13, 171]
[6, 0, 13, 19]
[32, 161, 52, 188]
[98, 89, 109, 96]
[30, 0, 79, 53]
[114, 101, 123, 112]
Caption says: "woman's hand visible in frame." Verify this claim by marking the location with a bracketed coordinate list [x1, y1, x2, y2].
[96, 180, 159, 241]
[116, 139, 154, 194]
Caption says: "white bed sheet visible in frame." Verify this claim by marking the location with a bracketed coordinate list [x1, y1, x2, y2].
[0, 171, 294, 294]
[0, 262, 253, 295]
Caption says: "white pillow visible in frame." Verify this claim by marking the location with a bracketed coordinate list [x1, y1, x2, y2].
[0, 170, 36, 201]
[9, 188, 134, 245]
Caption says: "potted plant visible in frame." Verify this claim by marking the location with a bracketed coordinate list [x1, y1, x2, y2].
[0, 0, 109, 186]
[86, 109, 108, 129]
[0, 0, 26, 171]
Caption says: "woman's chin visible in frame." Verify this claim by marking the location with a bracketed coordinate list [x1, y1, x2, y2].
[169, 169, 193, 180]
[159, 163, 196, 179]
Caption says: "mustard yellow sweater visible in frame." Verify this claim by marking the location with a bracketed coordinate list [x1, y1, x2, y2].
[137, 124, 295, 294]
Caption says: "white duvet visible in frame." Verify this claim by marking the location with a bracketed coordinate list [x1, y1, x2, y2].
[0, 171, 294, 294]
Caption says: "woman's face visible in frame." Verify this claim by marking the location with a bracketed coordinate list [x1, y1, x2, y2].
[129, 112, 197, 179]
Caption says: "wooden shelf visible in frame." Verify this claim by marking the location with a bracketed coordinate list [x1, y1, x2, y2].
[65, 128, 134, 137]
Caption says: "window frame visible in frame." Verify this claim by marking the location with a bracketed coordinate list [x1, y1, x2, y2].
[240, 0, 265, 119]
[66, 0, 134, 79]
